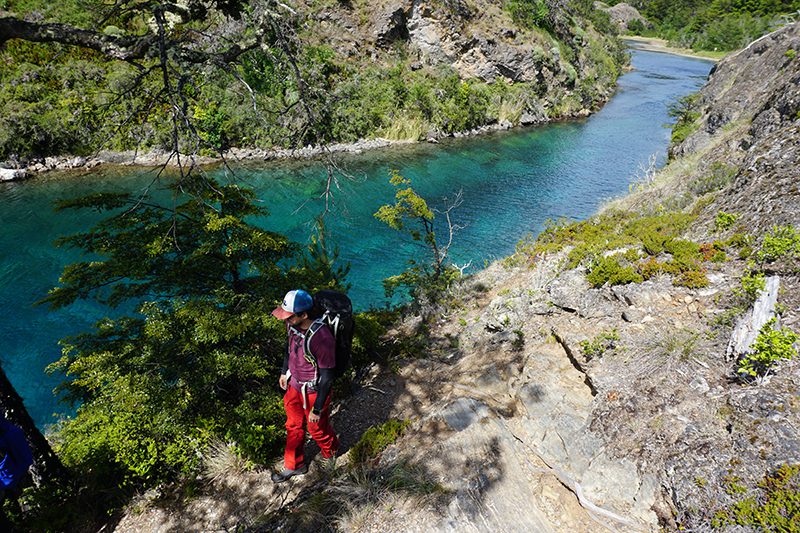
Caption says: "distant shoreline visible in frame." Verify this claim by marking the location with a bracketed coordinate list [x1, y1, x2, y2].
[2, 42, 712, 180]
[622, 36, 723, 62]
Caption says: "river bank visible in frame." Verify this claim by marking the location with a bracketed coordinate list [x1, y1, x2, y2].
[0, 109, 563, 181]
[0, 41, 720, 183]
[622, 36, 726, 61]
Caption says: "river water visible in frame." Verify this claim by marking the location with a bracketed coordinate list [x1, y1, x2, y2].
[0, 49, 712, 428]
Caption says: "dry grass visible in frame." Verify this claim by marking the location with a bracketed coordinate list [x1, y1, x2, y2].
[201, 439, 251, 485]
[275, 459, 445, 532]
[379, 116, 428, 141]
[497, 96, 526, 124]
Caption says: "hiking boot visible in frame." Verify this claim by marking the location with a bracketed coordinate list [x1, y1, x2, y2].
[271, 464, 308, 483]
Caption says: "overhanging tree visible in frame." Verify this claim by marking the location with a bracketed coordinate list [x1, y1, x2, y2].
[39, 174, 349, 488]
[0, 0, 336, 161]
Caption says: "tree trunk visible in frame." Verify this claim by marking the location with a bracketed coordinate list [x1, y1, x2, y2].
[0, 364, 67, 486]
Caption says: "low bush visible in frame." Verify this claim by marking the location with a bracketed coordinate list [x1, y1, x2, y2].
[689, 163, 737, 197]
[712, 463, 800, 530]
[757, 225, 800, 263]
[579, 329, 619, 360]
[587, 255, 643, 287]
[736, 271, 766, 303]
[737, 318, 798, 378]
[349, 419, 411, 467]
[714, 211, 739, 232]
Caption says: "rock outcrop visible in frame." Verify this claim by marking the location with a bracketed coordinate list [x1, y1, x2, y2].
[599, 2, 650, 32]
[0, 168, 27, 181]
[669, 23, 800, 234]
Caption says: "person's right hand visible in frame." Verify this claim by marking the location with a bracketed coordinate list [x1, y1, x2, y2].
[279, 374, 288, 390]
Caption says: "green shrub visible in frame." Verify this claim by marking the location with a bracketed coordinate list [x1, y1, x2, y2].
[712, 464, 800, 530]
[674, 268, 709, 288]
[505, 0, 550, 29]
[757, 225, 800, 262]
[668, 93, 700, 145]
[626, 18, 646, 34]
[737, 271, 766, 303]
[349, 419, 411, 467]
[689, 163, 738, 196]
[579, 329, 619, 360]
[714, 211, 739, 232]
[587, 255, 643, 287]
[625, 213, 697, 255]
[737, 318, 798, 378]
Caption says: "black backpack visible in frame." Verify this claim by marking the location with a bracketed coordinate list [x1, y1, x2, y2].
[303, 290, 354, 378]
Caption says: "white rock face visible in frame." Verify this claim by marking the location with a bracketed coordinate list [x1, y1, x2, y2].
[604, 2, 650, 31]
[0, 168, 27, 181]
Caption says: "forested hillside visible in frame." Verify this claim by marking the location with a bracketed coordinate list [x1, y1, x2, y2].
[0, 0, 624, 165]
[607, 0, 800, 51]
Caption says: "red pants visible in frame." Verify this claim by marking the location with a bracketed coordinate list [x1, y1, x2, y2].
[283, 385, 338, 470]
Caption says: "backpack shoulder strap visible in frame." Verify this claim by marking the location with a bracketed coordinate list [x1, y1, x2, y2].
[303, 318, 326, 367]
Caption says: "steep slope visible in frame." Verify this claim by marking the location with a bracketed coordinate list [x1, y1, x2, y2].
[308, 22, 799, 531]
[115, 19, 799, 533]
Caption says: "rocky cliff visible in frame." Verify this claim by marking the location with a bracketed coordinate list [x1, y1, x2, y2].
[113, 21, 799, 533]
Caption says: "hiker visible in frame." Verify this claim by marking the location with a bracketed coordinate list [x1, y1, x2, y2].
[271, 289, 339, 483]
[0, 415, 33, 530]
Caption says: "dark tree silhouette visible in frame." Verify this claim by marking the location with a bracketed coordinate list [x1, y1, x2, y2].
[0, 363, 66, 486]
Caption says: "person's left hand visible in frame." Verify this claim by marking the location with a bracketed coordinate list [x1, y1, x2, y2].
[309, 411, 320, 424]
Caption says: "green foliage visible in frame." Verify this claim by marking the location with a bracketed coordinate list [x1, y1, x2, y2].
[505, 0, 550, 30]
[0, 0, 626, 160]
[523, 210, 708, 289]
[715, 211, 739, 232]
[642, 0, 797, 52]
[587, 255, 644, 287]
[713, 464, 800, 530]
[756, 225, 800, 263]
[374, 171, 462, 302]
[193, 102, 229, 151]
[736, 271, 766, 303]
[786, 49, 798, 60]
[579, 329, 619, 360]
[626, 18, 647, 34]
[349, 419, 411, 467]
[737, 318, 798, 378]
[43, 175, 355, 495]
[668, 93, 700, 145]
[690, 163, 738, 196]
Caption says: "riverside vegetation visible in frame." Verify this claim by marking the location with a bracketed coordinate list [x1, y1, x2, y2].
[604, 0, 800, 52]
[0, 0, 625, 165]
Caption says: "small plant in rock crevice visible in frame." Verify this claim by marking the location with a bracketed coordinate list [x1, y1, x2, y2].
[579, 329, 619, 361]
[735, 271, 766, 304]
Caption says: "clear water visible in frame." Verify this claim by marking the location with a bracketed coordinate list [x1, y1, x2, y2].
[0, 49, 712, 428]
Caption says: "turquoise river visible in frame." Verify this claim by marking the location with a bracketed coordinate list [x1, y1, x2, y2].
[0, 48, 713, 427]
